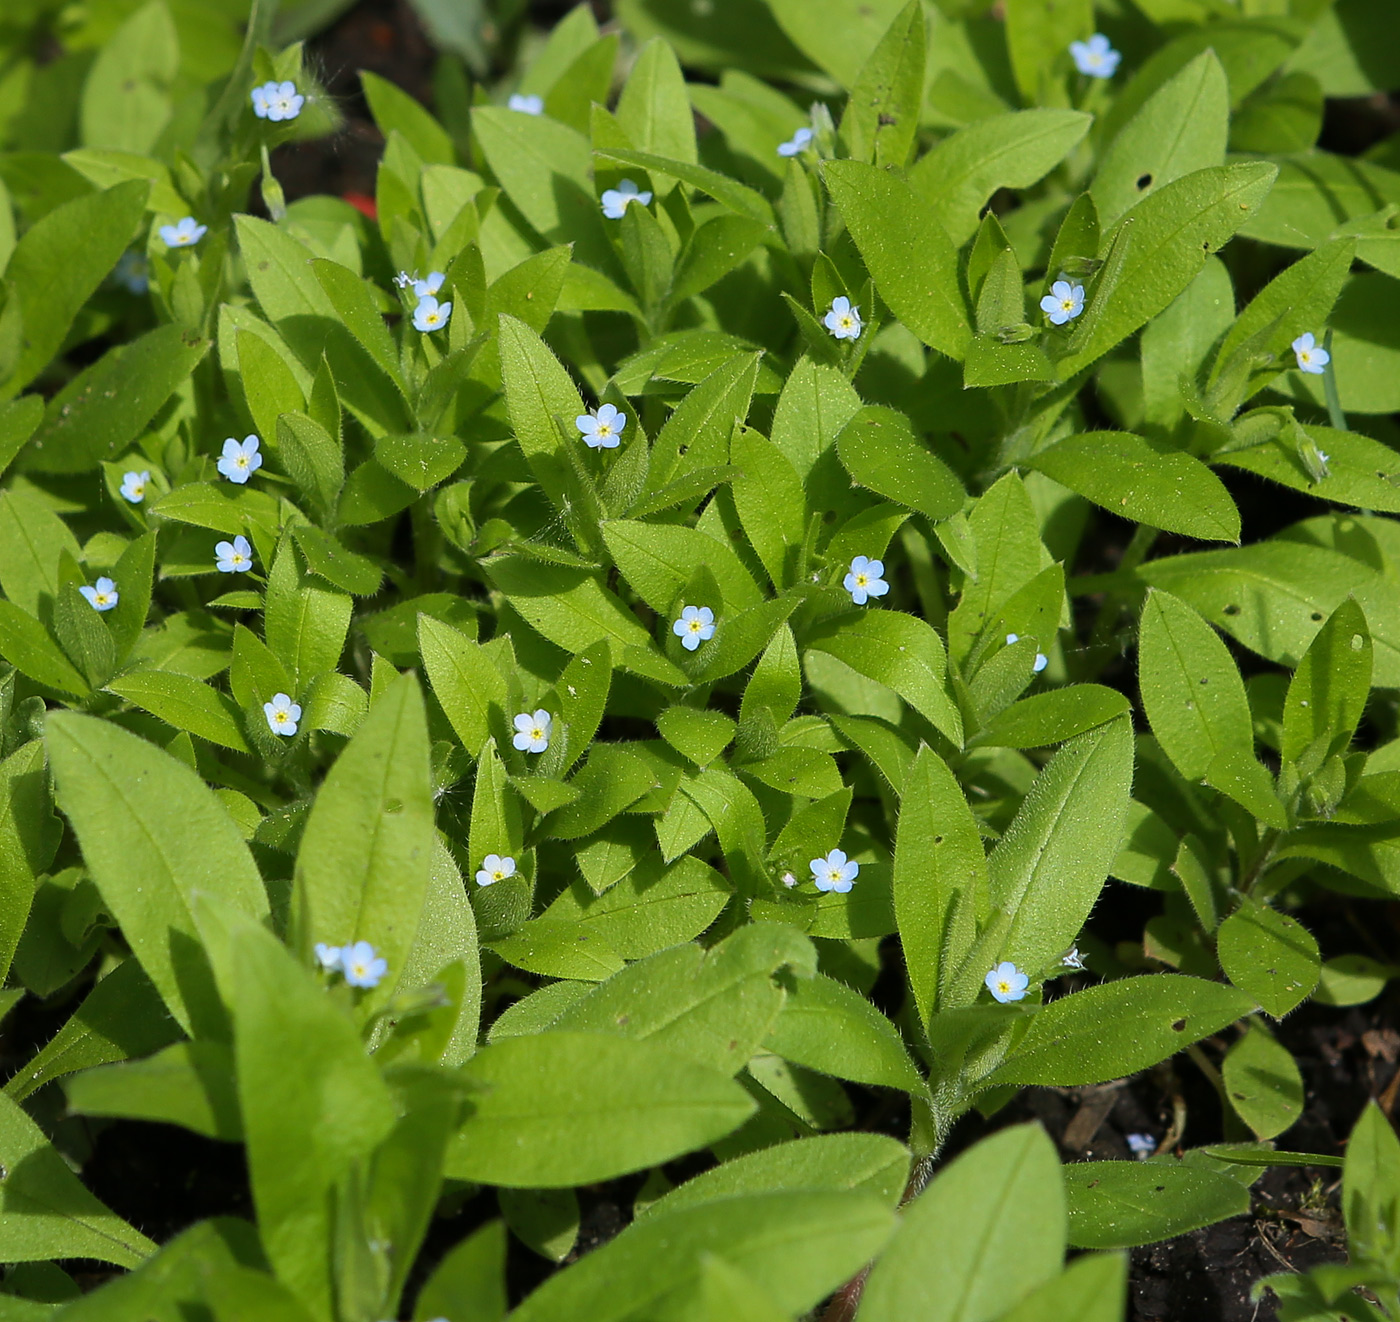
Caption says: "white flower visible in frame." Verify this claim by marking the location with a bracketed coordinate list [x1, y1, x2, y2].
[576, 403, 626, 449]
[264, 692, 301, 736]
[79, 577, 118, 612]
[475, 854, 517, 886]
[985, 961, 1030, 1003]
[412, 271, 445, 299]
[120, 470, 150, 503]
[159, 217, 207, 248]
[1293, 331, 1330, 375]
[341, 940, 387, 989]
[777, 126, 813, 157]
[601, 178, 652, 219]
[1069, 33, 1121, 78]
[1126, 1133, 1157, 1159]
[253, 79, 304, 122]
[217, 435, 262, 484]
[508, 93, 544, 115]
[314, 942, 342, 971]
[1041, 279, 1085, 326]
[673, 605, 716, 651]
[412, 296, 452, 332]
[215, 535, 254, 573]
[844, 555, 889, 605]
[513, 709, 552, 753]
[823, 296, 863, 341]
[1062, 946, 1086, 971]
[392, 270, 415, 289]
[780, 871, 797, 888]
[810, 848, 859, 894]
[1006, 633, 1049, 673]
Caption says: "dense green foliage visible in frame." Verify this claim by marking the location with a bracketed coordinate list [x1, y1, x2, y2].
[0, 0, 1398, 1317]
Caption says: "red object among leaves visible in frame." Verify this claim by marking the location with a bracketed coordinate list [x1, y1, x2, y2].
[343, 191, 377, 220]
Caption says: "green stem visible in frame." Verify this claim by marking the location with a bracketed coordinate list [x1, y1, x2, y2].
[1322, 328, 1346, 432]
[1238, 827, 1282, 897]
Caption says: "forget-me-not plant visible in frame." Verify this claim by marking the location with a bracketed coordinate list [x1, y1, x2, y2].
[341, 941, 387, 989]
[159, 217, 206, 248]
[986, 961, 1030, 1003]
[475, 854, 517, 886]
[412, 296, 452, 332]
[215, 536, 254, 573]
[217, 435, 262, 484]
[811, 849, 859, 894]
[824, 296, 863, 340]
[1007, 633, 1049, 673]
[119, 470, 149, 503]
[314, 943, 342, 971]
[1069, 34, 1120, 78]
[673, 605, 716, 651]
[508, 93, 544, 115]
[513, 709, 552, 753]
[601, 179, 651, 219]
[844, 556, 888, 605]
[1041, 280, 1085, 325]
[264, 693, 301, 736]
[79, 577, 118, 611]
[777, 126, 813, 156]
[252, 80, 304, 121]
[1293, 331, 1330, 375]
[576, 403, 625, 449]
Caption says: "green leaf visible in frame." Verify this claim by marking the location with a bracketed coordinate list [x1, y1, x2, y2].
[996, 1254, 1128, 1322]
[46, 712, 268, 1036]
[376, 431, 467, 491]
[730, 429, 804, 590]
[860, 1125, 1065, 1322]
[78, 0, 177, 153]
[277, 413, 344, 518]
[106, 671, 250, 753]
[839, 2, 924, 168]
[649, 352, 760, 490]
[1281, 597, 1370, 773]
[485, 557, 654, 657]
[1064, 1161, 1250, 1249]
[65, 1040, 240, 1141]
[419, 615, 508, 757]
[1344, 1102, 1400, 1274]
[603, 519, 761, 614]
[498, 313, 584, 514]
[1219, 419, 1400, 516]
[671, 216, 768, 305]
[0, 602, 87, 697]
[979, 685, 1131, 750]
[1222, 1023, 1304, 1141]
[0, 396, 42, 481]
[414, 1220, 506, 1322]
[360, 69, 454, 164]
[264, 539, 351, 693]
[234, 215, 338, 323]
[1216, 900, 1320, 1018]
[823, 160, 969, 360]
[0, 487, 81, 616]
[593, 147, 774, 225]
[616, 38, 697, 166]
[1004, 0, 1091, 101]
[1030, 433, 1239, 543]
[836, 406, 963, 523]
[292, 524, 381, 597]
[987, 974, 1255, 1088]
[473, 107, 595, 243]
[446, 1032, 755, 1187]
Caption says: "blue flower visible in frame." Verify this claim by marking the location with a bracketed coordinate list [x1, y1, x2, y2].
[119, 470, 150, 503]
[253, 80, 304, 122]
[1292, 332, 1330, 375]
[777, 126, 813, 157]
[264, 692, 301, 736]
[79, 577, 118, 612]
[810, 848, 859, 894]
[1041, 280, 1085, 326]
[475, 854, 516, 886]
[112, 251, 148, 294]
[601, 179, 651, 219]
[1070, 34, 1120, 78]
[159, 217, 206, 248]
[1127, 1133, 1157, 1159]
[508, 93, 544, 115]
[576, 403, 626, 449]
[824, 296, 863, 340]
[341, 940, 387, 989]
[512, 709, 551, 753]
[217, 435, 262, 484]
[215, 535, 254, 573]
[985, 961, 1030, 1003]
[843, 555, 889, 605]
[412, 271, 445, 299]
[673, 605, 716, 651]
[314, 943, 342, 971]
[412, 296, 452, 332]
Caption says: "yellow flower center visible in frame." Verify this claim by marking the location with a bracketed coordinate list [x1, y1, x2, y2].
[840, 316, 854, 329]
[855, 573, 868, 587]
[492, 869, 506, 881]
[996, 979, 1012, 994]
[688, 619, 703, 632]
[596, 422, 612, 437]
[1061, 298, 1075, 312]
[531, 726, 544, 741]
[274, 711, 288, 725]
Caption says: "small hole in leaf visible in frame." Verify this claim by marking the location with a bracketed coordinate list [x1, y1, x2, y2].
[678, 444, 689, 455]
[1352, 634, 1364, 650]
[934, 835, 944, 845]
[1171, 1018, 1187, 1031]
[1199, 677, 1208, 685]
[1136, 173, 1153, 190]
[1223, 603, 1240, 616]
[1311, 611, 1324, 621]
[1155, 1186, 1166, 1193]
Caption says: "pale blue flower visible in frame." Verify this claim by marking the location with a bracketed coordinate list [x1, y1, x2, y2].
[1127, 1133, 1157, 1158]
[475, 854, 516, 886]
[576, 403, 626, 449]
[113, 251, 148, 294]
[1062, 946, 1085, 970]
[777, 126, 813, 157]
[392, 270, 415, 289]
[341, 940, 387, 989]
[412, 271, 445, 299]
[810, 848, 859, 894]
[824, 296, 863, 340]
[1006, 633, 1048, 673]
[79, 577, 118, 612]
[1041, 280, 1085, 326]
[412, 296, 452, 332]
[253, 80, 304, 122]
[314, 942, 342, 971]
[986, 961, 1030, 1003]
[509, 93, 544, 115]
[601, 178, 651, 219]
[844, 555, 888, 605]
[1070, 34, 1120, 78]
[215, 535, 253, 573]
[673, 605, 716, 651]
[513, 709, 551, 753]
[217, 435, 262, 484]
[160, 217, 206, 248]
[264, 692, 301, 736]
[1293, 331, 1329, 375]
[119, 470, 150, 503]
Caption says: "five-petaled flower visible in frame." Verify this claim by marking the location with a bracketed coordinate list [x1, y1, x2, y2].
[120, 470, 150, 503]
[264, 692, 301, 737]
[778, 126, 813, 157]
[810, 849, 859, 894]
[986, 961, 1030, 1003]
[824, 296, 863, 341]
[475, 854, 517, 886]
[412, 296, 452, 332]
[1293, 331, 1330, 375]
[1041, 280, 1085, 326]
[113, 251, 147, 294]
[217, 435, 262, 484]
[252, 80, 304, 122]
[215, 535, 254, 573]
[412, 271, 445, 299]
[314, 943, 342, 971]
[601, 178, 652, 219]
[1006, 633, 1048, 673]
[80, 577, 118, 612]
[160, 217, 206, 248]
[576, 403, 626, 449]
[1126, 1133, 1157, 1159]
[844, 555, 889, 606]
[342, 940, 387, 989]
[508, 93, 544, 115]
[513, 709, 552, 753]
[1069, 34, 1121, 78]
[673, 605, 716, 651]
